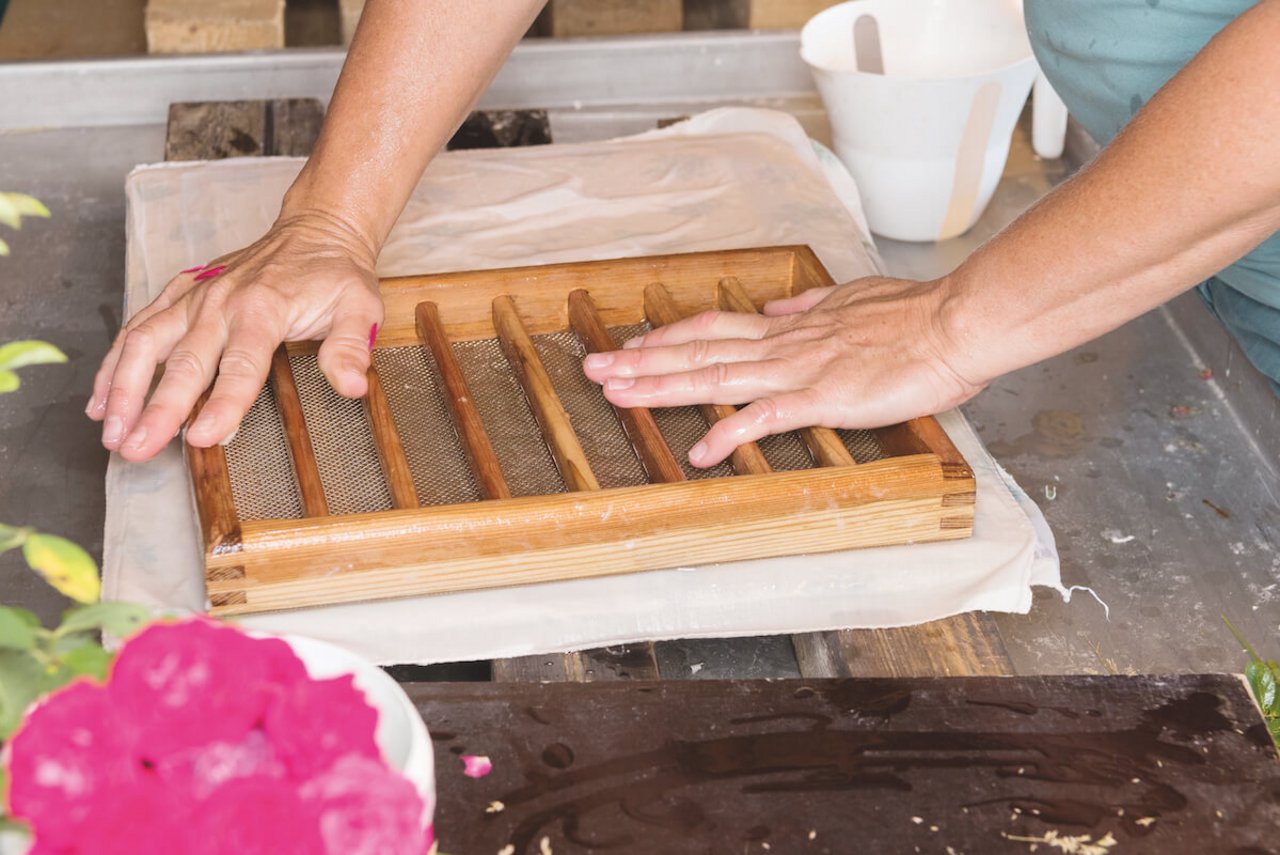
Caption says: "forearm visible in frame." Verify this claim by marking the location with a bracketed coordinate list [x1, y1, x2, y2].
[280, 0, 545, 251]
[943, 0, 1280, 384]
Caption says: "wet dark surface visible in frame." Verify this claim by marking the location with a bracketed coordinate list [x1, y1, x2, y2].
[413, 674, 1280, 854]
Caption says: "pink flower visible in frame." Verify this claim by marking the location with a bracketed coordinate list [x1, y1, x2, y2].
[7, 681, 142, 849]
[301, 754, 431, 855]
[264, 673, 380, 780]
[6, 619, 428, 854]
[107, 619, 308, 761]
[461, 755, 492, 778]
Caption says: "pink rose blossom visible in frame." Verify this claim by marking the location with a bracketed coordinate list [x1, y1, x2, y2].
[6, 619, 428, 854]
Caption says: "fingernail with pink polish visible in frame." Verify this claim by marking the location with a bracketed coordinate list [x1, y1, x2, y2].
[180, 265, 205, 274]
[194, 265, 227, 281]
[368, 323, 378, 352]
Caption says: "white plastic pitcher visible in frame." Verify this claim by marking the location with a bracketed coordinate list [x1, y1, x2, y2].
[801, 0, 1042, 242]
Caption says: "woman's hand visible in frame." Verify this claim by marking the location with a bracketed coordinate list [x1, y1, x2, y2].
[582, 276, 986, 468]
[87, 212, 383, 463]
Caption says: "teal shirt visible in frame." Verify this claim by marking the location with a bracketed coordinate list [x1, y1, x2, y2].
[1026, 0, 1280, 391]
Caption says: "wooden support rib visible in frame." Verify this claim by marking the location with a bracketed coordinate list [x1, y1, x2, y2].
[415, 302, 512, 501]
[716, 276, 857, 469]
[185, 389, 241, 555]
[567, 289, 685, 484]
[362, 362, 419, 510]
[269, 347, 328, 517]
[493, 295, 601, 493]
[642, 282, 772, 476]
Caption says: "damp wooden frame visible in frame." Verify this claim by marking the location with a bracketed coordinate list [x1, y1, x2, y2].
[187, 246, 976, 616]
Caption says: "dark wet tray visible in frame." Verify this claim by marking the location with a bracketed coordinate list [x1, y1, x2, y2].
[410, 674, 1279, 854]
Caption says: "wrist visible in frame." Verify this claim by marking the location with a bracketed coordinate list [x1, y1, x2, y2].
[275, 189, 382, 268]
[931, 269, 997, 390]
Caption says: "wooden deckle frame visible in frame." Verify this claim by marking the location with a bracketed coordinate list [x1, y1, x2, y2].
[187, 246, 975, 615]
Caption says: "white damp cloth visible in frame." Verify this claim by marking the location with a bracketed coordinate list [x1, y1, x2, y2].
[105, 108, 1061, 664]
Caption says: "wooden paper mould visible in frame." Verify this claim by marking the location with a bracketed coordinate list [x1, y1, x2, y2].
[187, 246, 976, 615]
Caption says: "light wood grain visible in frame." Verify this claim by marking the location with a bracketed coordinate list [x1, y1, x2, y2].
[716, 276, 857, 469]
[362, 362, 418, 510]
[415, 302, 511, 501]
[567, 289, 685, 485]
[269, 347, 328, 518]
[643, 282, 774, 477]
[793, 613, 1015, 678]
[493, 294, 600, 493]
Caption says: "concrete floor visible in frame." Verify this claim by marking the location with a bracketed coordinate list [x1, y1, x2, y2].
[1, 95, 1277, 678]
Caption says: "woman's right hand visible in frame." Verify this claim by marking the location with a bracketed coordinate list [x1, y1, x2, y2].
[87, 211, 385, 463]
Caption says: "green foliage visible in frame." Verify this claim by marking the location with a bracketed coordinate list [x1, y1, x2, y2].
[0, 340, 68, 393]
[1225, 615, 1280, 747]
[0, 603, 150, 740]
[0, 525, 100, 604]
[0, 193, 50, 257]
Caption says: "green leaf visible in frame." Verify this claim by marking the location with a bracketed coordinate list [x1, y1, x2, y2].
[0, 371, 17, 393]
[57, 601, 149, 639]
[59, 643, 112, 682]
[1, 194, 50, 219]
[0, 341, 67, 372]
[0, 524, 27, 553]
[0, 650, 43, 739]
[0, 237, 8, 257]
[0, 195, 19, 231]
[22, 534, 100, 604]
[0, 608, 39, 651]
[1247, 660, 1278, 712]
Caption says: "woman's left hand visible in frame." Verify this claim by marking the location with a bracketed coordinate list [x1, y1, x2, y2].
[581, 276, 986, 467]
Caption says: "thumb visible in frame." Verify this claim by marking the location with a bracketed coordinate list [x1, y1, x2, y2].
[316, 293, 384, 399]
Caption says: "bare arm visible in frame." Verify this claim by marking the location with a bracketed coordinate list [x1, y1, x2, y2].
[90, 0, 544, 462]
[586, 0, 1280, 466]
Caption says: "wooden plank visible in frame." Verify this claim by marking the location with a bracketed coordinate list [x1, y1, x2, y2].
[184, 389, 241, 555]
[716, 276, 857, 468]
[414, 674, 1280, 853]
[642, 282, 773, 476]
[682, 0, 749, 31]
[567, 289, 685, 485]
[146, 0, 284, 53]
[205, 456, 966, 613]
[361, 363, 418, 510]
[492, 644, 661, 683]
[546, 0, 682, 37]
[747, 0, 839, 29]
[269, 347, 329, 518]
[492, 295, 601, 493]
[164, 99, 322, 161]
[793, 613, 1015, 678]
[414, 302, 511, 501]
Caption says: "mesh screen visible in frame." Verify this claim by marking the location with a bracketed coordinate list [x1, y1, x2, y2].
[452, 338, 567, 498]
[373, 347, 482, 506]
[533, 330, 649, 489]
[223, 383, 304, 521]
[291, 353, 395, 516]
[220, 323, 890, 523]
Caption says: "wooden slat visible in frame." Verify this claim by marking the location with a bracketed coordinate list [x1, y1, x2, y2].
[492, 644, 662, 683]
[567, 289, 685, 485]
[185, 389, 241, 555]
[415, 302, 511, 501]
[492, 294, 600, 493]
[269, 346, 328, 518]
[716, 276, 857, 468]
[361, 362, 418, 510]
[642, 282, 773, 476]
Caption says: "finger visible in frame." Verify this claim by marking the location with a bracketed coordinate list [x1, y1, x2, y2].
[316, 293, 384, 399]
[112, 319, 225, 459]
[88, 268, 210, 420]
[600, 359, 790, 409]
[624, 310, 770, 351]
[762, 287, 833, 316]
[129, 322, 275, 458]
[689, 391, 821, 468]
[98, 312, 192, 451]
[582, 338, 764, 382]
